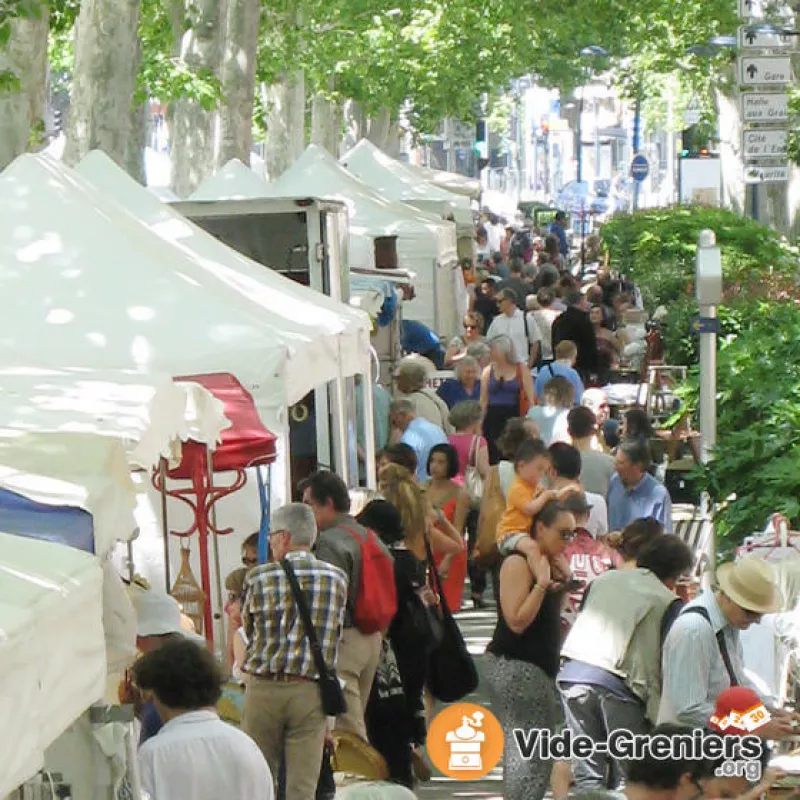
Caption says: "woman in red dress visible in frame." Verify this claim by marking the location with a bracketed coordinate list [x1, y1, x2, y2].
[425, 443, 470, 612]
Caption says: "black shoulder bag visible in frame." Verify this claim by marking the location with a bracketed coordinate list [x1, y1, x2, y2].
[681, 605, 739, 686]
[424, 538, 479, 702]
[280, 558, 347, 716]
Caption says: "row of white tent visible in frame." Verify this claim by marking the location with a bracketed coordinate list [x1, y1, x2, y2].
[0, 142, 481, 796]
[189, 140, 472, 336]
[0, 150, 372, 796]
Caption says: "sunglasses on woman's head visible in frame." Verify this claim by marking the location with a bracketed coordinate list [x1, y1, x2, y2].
[559, 528, 576, 541]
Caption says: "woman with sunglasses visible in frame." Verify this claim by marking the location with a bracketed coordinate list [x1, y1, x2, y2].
[484, 500, 576, 800]
[444, 311, 485, 368]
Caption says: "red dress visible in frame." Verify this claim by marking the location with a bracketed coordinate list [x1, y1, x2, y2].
[432, 494, 468, 613]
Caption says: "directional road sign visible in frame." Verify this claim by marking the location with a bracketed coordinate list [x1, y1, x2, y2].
[738, 26, 796, 49]
[630, 154, 649, 182]
[739, 56, 793, 85]
[741, 92, 789, 122]
[743, 128, 789, 158]
[745, 165, 790, 183]
[691, 317, 720, 335]
[739, 0, 796, 18]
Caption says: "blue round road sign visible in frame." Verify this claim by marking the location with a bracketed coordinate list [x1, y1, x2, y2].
[631, 154, 649, 182]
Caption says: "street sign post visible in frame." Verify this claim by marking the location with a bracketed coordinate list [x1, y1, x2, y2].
[741, 92, 790, 122]
[745, 165, 790, 183]
[630, 154, 649, 182]
[738, 26, 796, 48]
[691, 317, 721, 335]
[739, 56, 793, 85]
[743, 128, 789, 158]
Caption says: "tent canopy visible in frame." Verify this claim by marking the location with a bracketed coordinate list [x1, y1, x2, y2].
[401, 160, 482, 200]
[0, 533, 105, 797]
[340, 139, 472, 233]
[188, 158, 277, 201]
[76, 151, 371, 408]
[252, 145, 460, 335]
[169, 373, 277, 479]
[0, 430, 137, 556]
[0, 367, 230, 470]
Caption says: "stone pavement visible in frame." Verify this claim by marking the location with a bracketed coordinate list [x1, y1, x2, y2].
[418, 596, 504, 800]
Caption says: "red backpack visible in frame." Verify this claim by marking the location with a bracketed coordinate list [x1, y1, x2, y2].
[343, 525, 397, 634]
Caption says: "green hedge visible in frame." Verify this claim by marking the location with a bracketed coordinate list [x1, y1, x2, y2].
[602, 206, 798, 315]
[679, 303, 800, 556]
[602, 207, 800, 556]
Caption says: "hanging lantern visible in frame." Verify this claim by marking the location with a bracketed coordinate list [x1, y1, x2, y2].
[171, 545, 206, 635]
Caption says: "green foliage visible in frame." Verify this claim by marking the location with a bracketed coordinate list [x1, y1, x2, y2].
[602, 206, 799, 312]
[680, 303, 800, 556]
[789, 88, 800, 167]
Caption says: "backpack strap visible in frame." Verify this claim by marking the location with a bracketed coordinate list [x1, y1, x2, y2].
[660, 596, 685, 645]
[681, 606, 739, 686]
[468, 435, 479, 467]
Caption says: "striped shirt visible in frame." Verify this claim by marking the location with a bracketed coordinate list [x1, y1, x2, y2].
[242, 550, 347, 680]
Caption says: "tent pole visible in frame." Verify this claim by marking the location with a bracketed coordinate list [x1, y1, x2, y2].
[207, 448, 226, 653]
[159, 459, 171, 592]
[362, 357, 377, 490]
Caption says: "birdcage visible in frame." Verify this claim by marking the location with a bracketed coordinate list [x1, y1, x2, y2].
[171, 545, 206, 635]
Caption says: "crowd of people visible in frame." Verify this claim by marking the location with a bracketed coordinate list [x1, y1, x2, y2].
[122, 209, 798, 800]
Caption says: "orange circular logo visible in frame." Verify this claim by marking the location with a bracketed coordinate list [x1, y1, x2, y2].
[426, 702, 504, 780]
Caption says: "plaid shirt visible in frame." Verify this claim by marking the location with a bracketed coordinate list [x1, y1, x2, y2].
[242, 550, 348, 680]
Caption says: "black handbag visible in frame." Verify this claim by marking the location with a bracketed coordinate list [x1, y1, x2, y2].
[424, 539, 479, 702]
[281, 559, 347, 717]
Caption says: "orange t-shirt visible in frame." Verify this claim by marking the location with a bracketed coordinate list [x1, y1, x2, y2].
[496, 476, 544, 542]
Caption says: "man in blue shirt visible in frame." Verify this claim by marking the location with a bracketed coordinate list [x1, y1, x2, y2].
[549, 211, 570, 258]
[389, 398, 447, 481]
[534, 339, 584, 403]
[400, 319, 445, 369]
[608, 440, 672, 532]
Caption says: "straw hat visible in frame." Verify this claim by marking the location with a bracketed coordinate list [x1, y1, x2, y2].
[331, 731, 389, 781]
[717, 557, 781, 614]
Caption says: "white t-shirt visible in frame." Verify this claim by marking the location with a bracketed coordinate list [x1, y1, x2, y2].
[139, 710, 274, 800]
[585, 491, 609, 538]
[486, 310, 542, 364]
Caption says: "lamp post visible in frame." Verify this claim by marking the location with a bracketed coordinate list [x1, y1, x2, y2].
[576, 45, 607, 275]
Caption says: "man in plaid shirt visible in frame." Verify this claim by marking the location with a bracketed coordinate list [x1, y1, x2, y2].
[241, 502, 347, 800]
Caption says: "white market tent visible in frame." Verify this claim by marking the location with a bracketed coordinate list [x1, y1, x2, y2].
[225, 144, 462, 337]
[0, 153, 361, 435]
[76, 151, 372, 398]
[340, 139, 473, 234]
[0, 367, 229, 470]
[0, 431, 137, 557]
[401, 160, 482, 200]
[188, 158, 276, 201]
[0, 533, 105, 798]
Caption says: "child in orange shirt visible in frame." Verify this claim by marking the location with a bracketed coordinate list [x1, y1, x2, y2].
[496, 439, 578, 570]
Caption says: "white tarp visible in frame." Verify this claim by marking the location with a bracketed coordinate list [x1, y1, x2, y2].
[340, 139, 473, 233]
[0, 431, 137, 556]
[401, 160, 482, 200]
[0, 367, 230, 470]
[76, 151, 372, 403]
[0, 533, 105, 797]
[201, 146, 461, 337]
[0, 154, 357, 431]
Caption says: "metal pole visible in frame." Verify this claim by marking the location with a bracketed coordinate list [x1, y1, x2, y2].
[632, 94, 642, 212]
[159, 459, 171, 592]
[696, 229, 721, 585]
[362, 356, 377, 490]
[577, 87, 584, 184]
[207, 448, 225, 652]
[751, 183, 760, 222]
[594, 97, 600, 184]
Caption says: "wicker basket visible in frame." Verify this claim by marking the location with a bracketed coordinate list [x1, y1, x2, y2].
[171, 546, 206, 635]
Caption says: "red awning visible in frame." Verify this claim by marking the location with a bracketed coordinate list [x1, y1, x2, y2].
[167, 373, 277, 480]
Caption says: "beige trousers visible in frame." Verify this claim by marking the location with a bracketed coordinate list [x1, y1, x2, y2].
[242, 677, 326, 800]
[334, 627, 382, 739]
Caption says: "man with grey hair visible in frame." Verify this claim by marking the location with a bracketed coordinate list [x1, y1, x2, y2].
[485, 287, 542, 367]
[242, 502, 348, 800]
[388, 398, 446, 481]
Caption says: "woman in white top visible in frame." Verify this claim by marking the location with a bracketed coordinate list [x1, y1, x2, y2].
[526, 375, 574, 447]
[530, 287, 562, 363]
